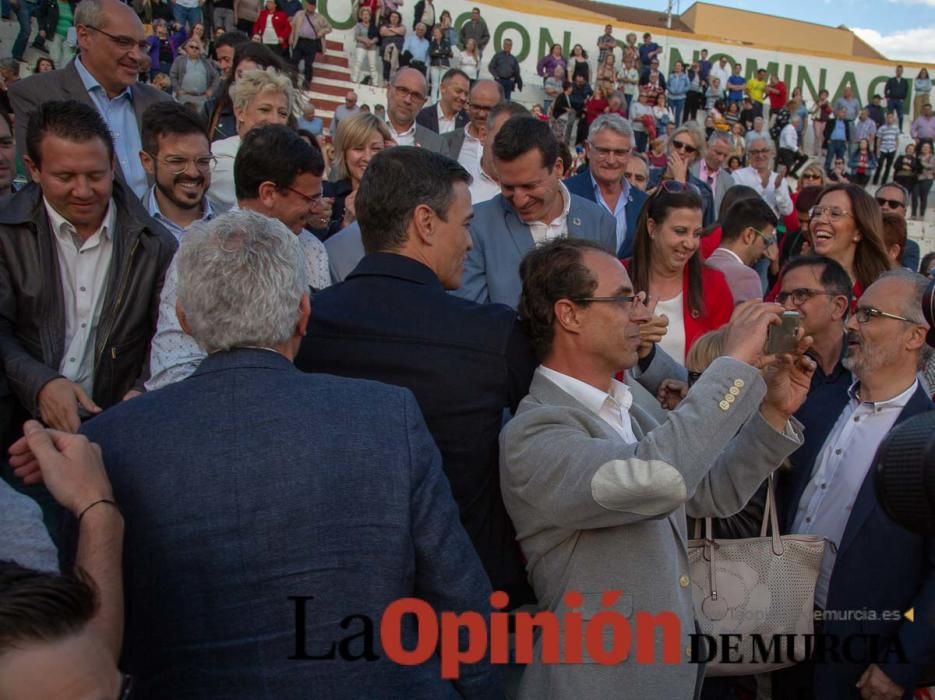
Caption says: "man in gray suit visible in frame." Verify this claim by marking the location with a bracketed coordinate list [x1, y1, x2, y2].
[385, 67, 446, 154]
[501, 239, 814, 699]
[453, 117, 616, 308]
[9, 0, 171, 200]
[443, 79, 503, 171]
[690, 130, 735, 213]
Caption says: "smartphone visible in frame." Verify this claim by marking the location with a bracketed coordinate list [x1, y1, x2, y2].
[765, 311, 801, 354]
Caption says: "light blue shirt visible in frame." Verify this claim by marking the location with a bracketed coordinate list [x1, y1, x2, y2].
[144, 185, 215, 241]
[403, 35, 430, 64]
[590, 172, 629, 253]
[75, 57, 148, 199]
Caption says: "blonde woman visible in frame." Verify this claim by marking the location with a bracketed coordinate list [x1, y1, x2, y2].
[209, 67, 295, 210]
[316, 112, 393, 239]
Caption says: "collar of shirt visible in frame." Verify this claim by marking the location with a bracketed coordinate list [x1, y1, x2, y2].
[389, 121, 416, 141]
[44, 196, 115, 249]
[145, 185, 215, 240]
[437, 102, 456, 129]
[75, 56, 132, 103]
[538, 365, 636, 437]
[847, 378, 918, 410]
[540, 180, 571, 225]
[714, 246, 745, 266]
[699, 160, 719, 184]
[464, 123, 483, 142]
[588, 170, 630, 207]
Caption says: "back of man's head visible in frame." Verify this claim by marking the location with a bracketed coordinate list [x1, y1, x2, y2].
[234, 124, 324, 201]
[25, 100, 114, 169]
[141, 101, 210, 155]
[492, 116, 558, 168]
[357, 146, 471, 254]
[485, 101, 530, 132]
[215, 30, 250, 52]
[177, 210, 308, 354]
[721, 197, 778, 244]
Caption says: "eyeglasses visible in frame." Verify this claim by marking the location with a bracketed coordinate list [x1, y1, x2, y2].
[570, 291, 645, 309]
[469, 101, 498, 113]
[589, 144, 632, 158]
[801, 172, 823, 181]
[119, 673, 134, 700]
[145, 153, 217, 175]
[751, 227, 776, 246]
[875, 196, 905, 209]
[775, 288, 834, 306]
[852, 305, 915, 324]
[809, 205, 852, 222]
[671, 140, 698, 155]
[393, 84, 427, 102]
[748, 147, 771, 156]
[82, 24, 149, 53]
[281, 185, 322, 204]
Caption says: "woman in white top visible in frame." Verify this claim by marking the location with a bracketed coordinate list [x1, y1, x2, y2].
[209, 67, 294, 210]
[456, 37, 480, 81]
[618, 54, 640, 112]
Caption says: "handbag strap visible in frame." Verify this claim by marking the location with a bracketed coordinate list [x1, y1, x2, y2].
[758, 474, 784, 555]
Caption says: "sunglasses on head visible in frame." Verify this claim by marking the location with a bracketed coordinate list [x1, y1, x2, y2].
[655, 179, 701, 196]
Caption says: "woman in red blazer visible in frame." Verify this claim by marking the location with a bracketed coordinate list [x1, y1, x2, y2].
[253, 0, 291, 56]
[625, 182, 733, 363]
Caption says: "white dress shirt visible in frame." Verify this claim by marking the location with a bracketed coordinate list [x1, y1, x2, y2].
[779, 123, 799, 151]
[527, 182, 571, 245]
[730, 166, 794, 217]
[539, 365, 638, 444]
[792, 380, 917, 608]
[465, 160, 500, 204]
[207, 134, 240, 212]
[388, 121, 416, 147]
[437, 102, 457, 135]
[656, 293, 686, 364]
[456, 124, 483, 171]
[45, 198, 116, 398]
[146, 211, 331, 390]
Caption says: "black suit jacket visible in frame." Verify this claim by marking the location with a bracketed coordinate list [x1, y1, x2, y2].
[295, 253, 537, 605]
[415, 103, 469, 134]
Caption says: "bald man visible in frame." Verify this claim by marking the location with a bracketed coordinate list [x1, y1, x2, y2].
[385, 67, 446, 153]
[10, 0, 171, 199]
[443, 79, 503, 169]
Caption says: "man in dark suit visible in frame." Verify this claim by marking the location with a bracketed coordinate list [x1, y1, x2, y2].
[296, 146, 536, 605]
[564, 113, 648, 259]
[77, 209, 499, 698]
[10, 0, 171, 199]
[775, 270, 935, 700]
[415, 67, 470, 135]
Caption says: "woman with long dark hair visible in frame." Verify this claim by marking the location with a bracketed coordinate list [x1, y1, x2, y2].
[626, 182, 734, 362]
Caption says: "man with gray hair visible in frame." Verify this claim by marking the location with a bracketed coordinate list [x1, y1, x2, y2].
[691, 129, 735, 212]
[730, 135, 794, 218]
[75, 208, 499, 698]
[565, 113, 648, 258]
[775, 269, 935, 699]
[10, 0, 171, 199]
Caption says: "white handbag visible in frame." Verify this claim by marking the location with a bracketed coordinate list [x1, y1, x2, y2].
[688, 475, 826, 676]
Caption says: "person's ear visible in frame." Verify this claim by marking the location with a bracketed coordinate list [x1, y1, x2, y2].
[411, 202, 435, 245]
[830, 294, 850, 322]
[296, 293, 311, 337]
[22, 155, 40, 184]
[175, 301, 192, 336]
[139, 149, 155, 175]
[554, 298, 584, 335]
[257, 180, 279, 209]
[552, 156, 564, 178]
[647, 217, 657, 239]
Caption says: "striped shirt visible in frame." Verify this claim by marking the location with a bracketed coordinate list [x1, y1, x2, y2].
[878, 124, 900, 154]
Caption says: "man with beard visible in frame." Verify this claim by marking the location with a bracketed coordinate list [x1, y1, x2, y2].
[139, 103, 215, 240]
[774, 269, 935, 700]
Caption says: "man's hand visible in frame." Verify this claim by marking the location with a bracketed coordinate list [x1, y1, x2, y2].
[37, 377, 101, 433]
[722, 300, 785, 368]
[122, 389, 143, 401]
[856, 664, 904, 700]
[12, 421, 112, 516]
[760, 335, 815, 428]
[657, 378, 688, 410]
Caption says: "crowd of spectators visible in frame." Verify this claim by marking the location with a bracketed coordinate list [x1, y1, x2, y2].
[1, 2, 935, 699]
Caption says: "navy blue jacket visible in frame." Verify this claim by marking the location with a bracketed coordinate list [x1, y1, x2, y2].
[777, 380, 935, 696]
[80, 348, 499, 699]
[295, 253, 537, 605]
[564, 170, 649, 259]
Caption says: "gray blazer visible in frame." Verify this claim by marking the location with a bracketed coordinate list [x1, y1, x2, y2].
[690, 160, 735, 213]
[324, 221, 365, 283]
[442, 128, 467, 161]
[500, 355, 803, 699]
[412, 123, 449, 155]
[453, 192, 617, 308]
[10, 61, 170, 190]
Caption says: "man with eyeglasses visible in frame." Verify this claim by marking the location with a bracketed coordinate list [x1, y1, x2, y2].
[774, 269, 935, 700]
[0, 100, 176, 438]
[706, 196, 778, 303]
[10, 0, 171, 201]
[875, 181, 921, 272]
[731, 136, 794, 218]
[502, 237, 811, 699]
[385, 67, 445, 154]
[147, 124, 330, 389]
[443, 78, 502, 170]
[566, 113, 648, 258]
[139, 102, 215, 241]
